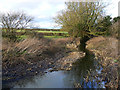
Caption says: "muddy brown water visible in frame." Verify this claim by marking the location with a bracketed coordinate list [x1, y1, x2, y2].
[3, 45, 106, 88]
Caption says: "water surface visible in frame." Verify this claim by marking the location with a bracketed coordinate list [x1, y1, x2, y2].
[9, 50, 106, 88]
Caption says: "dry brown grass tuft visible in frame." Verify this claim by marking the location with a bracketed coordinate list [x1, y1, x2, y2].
[2, 37, 72, 68]
[86, 36, 118, 58]
[15, 37, 51, 54]
[2, 37, 53, 68]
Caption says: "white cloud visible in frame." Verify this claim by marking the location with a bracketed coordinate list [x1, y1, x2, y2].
[0, 0, 66, 28]
[33, 22, 60, 29]
[0, 0, 119, 28]
[105, 0, 119, 18]
[0, 4, 8, 12]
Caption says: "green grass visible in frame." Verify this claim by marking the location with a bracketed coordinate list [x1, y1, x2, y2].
[16, 30, 26, 32]
[36, 31, 68, 34]
[3, 29, 69, 39]
[17, 35, 27, 40]
[19, 35, 27, 38]
[16, 30, 68, 34]
[44, 36, 67, 38]
[2, 29, 6, 31]
[114, 59, 118, 63]
[4, 29, 68, 35]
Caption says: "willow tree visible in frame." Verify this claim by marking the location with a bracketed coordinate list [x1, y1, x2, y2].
[54, 1, 106, 45]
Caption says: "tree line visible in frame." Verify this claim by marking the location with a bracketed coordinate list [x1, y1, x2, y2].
[54, 1, 120, 43]
[0, 1, 119, 42]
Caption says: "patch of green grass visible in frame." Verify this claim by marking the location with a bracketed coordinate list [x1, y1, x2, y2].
[16, 30, 68, 34]
[20, 35, 27, 38]
[44, 36, 67, 38]
[16, 30, 26, 32]
[2, 29, 7, 31]
[17, 35, 27, 41]
[114, 59, 118, 63]
[36, 31, 68, 34]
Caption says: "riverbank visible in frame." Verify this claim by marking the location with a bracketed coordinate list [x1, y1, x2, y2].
[2, 37, 84, 86]
[3, 36, 119, 88]
[86, 36, 119, 88]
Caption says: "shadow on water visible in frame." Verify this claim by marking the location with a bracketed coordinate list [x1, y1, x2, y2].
[3, 42, 105, 88]
[62, 43, 105, 88]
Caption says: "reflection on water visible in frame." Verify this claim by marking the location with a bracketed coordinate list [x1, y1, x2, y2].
[4, 44, 105, 88]
[14, 71, 69, 88]
[63, 50, 105, 88]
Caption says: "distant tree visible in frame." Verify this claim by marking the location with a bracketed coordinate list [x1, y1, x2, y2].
[0, 11, 34, 40]
[54, 1, 107, 45]
[110, 17, 120, 38]
[113, 16, 120, 23]
[96, 15, 112, 36]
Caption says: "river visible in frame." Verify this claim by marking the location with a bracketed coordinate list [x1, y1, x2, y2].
[3, 45, 106, 88]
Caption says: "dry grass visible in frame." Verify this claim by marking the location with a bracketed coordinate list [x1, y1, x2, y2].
[2, 37, 73, 68]
[15, 37, 51, 54]
[86, 36, 119, 88]
[86, 36, 118, 58]
[2, 37, 52, 68]
[52, 37, 73, 45]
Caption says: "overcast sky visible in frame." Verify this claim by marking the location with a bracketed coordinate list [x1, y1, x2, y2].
[0, 0, 119, 29]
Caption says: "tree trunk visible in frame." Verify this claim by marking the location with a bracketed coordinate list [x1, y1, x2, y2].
[79, 36, 90, 52]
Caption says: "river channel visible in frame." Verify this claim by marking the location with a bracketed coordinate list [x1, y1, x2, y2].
[3, 45, 106, 88]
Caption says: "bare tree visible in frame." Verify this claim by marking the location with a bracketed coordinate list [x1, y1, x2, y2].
[0, 11, 34, 41]
[0, 11, 34, 33]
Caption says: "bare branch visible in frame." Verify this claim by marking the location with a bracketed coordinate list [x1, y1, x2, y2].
[0, 11, 34, 32]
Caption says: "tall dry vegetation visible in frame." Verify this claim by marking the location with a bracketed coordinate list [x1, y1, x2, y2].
[2, 37, 51, 67]
[2, 36, 73, 68]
